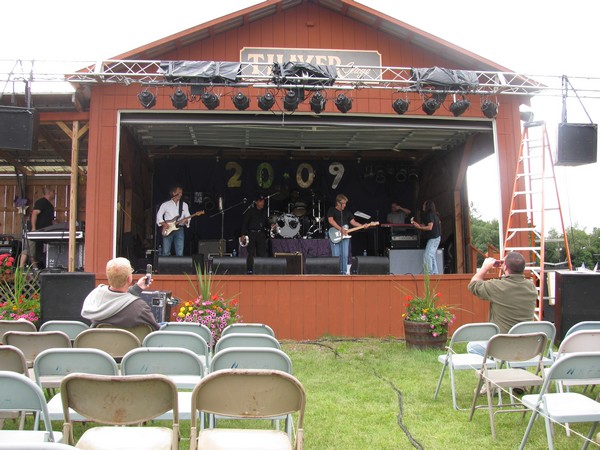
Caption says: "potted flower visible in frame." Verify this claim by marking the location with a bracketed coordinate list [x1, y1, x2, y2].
[0, 253, 16, 282]
[174, 263, 241, 345]
[0, 265, 41, 322]
[399, 271, 455, 350]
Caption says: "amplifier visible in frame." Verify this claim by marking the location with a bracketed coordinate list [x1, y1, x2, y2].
[46, 242, 84, 270]
[390, 233, 419, 249]
[274, 252, 303, 274]
[140, 290, 174, 323]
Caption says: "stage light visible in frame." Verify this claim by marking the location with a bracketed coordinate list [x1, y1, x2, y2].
[201, 92, 220, 110]
[395, 169, 407, 182]
[283, 90, 300, 111]
[171, 89, 188, 109]
[481, 100, 499, 119]
[257, 92, 275, 111]
[138, 90, 156, 109]
[422, 95, 442, 115]
[232, 92, 250, 110]
[408, 170, 419, 181]
[449, 98, 470, 117]
[334, 94, 352, 113]
[310, 91, 327, 114]
[392, 98, 409, 115]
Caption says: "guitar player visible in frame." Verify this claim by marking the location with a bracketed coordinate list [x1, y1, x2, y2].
[327, 194, 372, 275]
[156, 185, 190, 256]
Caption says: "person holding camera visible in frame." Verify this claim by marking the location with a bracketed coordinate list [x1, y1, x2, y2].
[466, 251, 537, 356]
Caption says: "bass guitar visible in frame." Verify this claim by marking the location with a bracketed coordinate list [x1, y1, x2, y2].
[160, 211, 204, 236]
[328, 221, 379, 244]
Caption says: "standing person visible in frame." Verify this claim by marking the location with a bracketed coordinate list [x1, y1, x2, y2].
[19, 187, 55, 269]
[387, 201, 411, 224]
[411, 200, 441, 274]
[156, 185, 190, 256]
[241, 194, 270, 274]
[327, 194, 367, 275]
[466, 252, 537, 356]
[81, 257, 159, 330]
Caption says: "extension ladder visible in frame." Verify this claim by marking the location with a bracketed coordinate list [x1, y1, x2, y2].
[503, 121, 572, 320]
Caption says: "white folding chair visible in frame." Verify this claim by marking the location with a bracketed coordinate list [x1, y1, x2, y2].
[221, 323, 275, 338]
[0, 371, 63, 444]
[143, 331, 209, 373]
[60, 373, 179, 449]
[2, 331, 72, 368]
[214, 333, 281, 354]
[190, 369, 305, 450]
[520, 352, 600, 450]
[39, 321, 89, 342]
[508, 321, 556, 368]
[433, 322, 500, 410]
[159, 322, 213, 353]
[73, 328, 140, 362]
[0, 320, 36, 342]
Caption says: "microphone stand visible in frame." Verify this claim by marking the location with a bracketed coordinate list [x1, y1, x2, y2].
[210, 198, 248, 256]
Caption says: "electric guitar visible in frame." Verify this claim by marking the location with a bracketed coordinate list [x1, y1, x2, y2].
[328, 221, 379, 244]
[160, 211, 204, 236]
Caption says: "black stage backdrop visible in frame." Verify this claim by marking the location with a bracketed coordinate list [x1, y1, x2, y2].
[153, 158, 418, 254]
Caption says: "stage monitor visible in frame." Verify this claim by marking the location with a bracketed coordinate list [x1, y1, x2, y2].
[0, 106, 39, 151]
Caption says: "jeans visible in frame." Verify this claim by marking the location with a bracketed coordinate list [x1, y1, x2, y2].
[424, 236, 441, 274]
[330, 238, 350, 274]
[162, 228, 184, 256]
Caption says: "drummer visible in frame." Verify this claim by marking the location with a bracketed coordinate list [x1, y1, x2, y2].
[288, 189, 307, 217]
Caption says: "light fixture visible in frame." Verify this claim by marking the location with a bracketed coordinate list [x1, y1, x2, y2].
[481, 99, 499, 119]
[392, 98, 409, 115]
[395, 169, 407, 182]
[449, 97, 470, 117]
[520, 105, 534, 122]
[422, 94, 443, 115]
[232, 92, 250, 110]
[171, 89, 188, 109]
[283, 90, 300, 111]
[310, 91, 327, 114]
[257, 92, 275, 111]
[201, 92, 220, 110]
[138, 90, 156, 109]
[334, 93, 352, 113]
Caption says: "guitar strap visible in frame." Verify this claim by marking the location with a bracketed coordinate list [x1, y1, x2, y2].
[178, 200, 183, 221]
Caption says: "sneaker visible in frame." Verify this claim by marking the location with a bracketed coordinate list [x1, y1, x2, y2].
[512, 387, 525, 395]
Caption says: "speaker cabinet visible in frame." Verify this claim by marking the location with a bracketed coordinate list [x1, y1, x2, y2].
[351, 256, 389, 275]
[0, 106, 39, 151]
[211, 256, 246, 275]
[40, 272, 96, 324]
[46, 243, 84, 270]
[556, 123, 598, 166]
[389, 249, 444, 275]
[554, 270, 600, 340]
[274, 252, 303, 274]
[197, 240, 224, 257]
[304, 256, 340, 275]
[140, 290, 173, 323]
[253, 257, 287, 275]
[157, 255, 202, 274]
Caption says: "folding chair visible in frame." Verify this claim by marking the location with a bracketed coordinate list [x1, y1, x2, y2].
[2, 331, 72, 368]
[0, 443, 77, 449]
[159, 322, 213, 353]
[0, 372, 63, 444]
[214, 333, 281, 354]
[520, 352, 600, 450]
[469, 332, 548, 438]
[73, 328, 140, 362]
[0, 320, 36, 341]
[96, 323, 154, 343]
[60, 373, 179, 449]
[221, 323, 275, 338]
[39, 321, 89, 342]
[190, 369, 305, 450]
[143, 331, 209, 373]
[0, 346, 29, 429]
[210, 347, 293, 373]
[433, 322, 500, 410]
[508, 321, 556, 368]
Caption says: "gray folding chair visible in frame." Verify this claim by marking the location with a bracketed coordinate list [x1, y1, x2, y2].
[143, 331, 209, 373]
[221, 323, 275, 338]
[214, 333, 281, 354]
[39, 321, 89, 342]
[508, 321, 556, 368]
[73, 328, 141, 362]
[2, 331, 72, 368]
[190, 369, 305, 450]
[159, 322, 213, 353]
[0, 320, 36, 342]
[433, 322, 500, 410]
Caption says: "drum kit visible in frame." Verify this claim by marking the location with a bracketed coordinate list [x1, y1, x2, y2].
[269, 194, 325, 239]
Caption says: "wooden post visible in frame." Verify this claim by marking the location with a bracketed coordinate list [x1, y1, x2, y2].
[68, 121, 80, 272]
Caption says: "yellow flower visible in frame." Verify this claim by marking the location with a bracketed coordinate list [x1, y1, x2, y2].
[187, 306, 193, 312]
[178, 312, 185, 318]
[184, 301, 191, 307]
[179, 306, 185, 313]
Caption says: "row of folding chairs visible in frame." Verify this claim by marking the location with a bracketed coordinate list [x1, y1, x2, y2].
[0, 368, 306, 450]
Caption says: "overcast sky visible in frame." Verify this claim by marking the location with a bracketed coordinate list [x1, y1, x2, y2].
[2, 0, 599, 230]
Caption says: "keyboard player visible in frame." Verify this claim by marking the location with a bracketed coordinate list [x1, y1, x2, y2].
[19, 187, 55, 269]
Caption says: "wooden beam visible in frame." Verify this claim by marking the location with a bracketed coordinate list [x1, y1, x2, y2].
[0, 150, 33, 176]
[39, 111, 89, 123]
[39, 127, 72, 165]
[68, 121, 80, 272]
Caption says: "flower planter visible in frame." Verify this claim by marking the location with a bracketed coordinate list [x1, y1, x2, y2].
[404, 319, 448, 350]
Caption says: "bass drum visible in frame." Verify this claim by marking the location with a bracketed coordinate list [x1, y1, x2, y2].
[276, 213, 300, 238]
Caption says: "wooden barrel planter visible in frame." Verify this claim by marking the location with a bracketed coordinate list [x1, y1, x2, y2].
[404, 319, 448, 350]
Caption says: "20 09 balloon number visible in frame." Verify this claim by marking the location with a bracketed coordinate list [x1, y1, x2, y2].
[225, 161, 344, 190]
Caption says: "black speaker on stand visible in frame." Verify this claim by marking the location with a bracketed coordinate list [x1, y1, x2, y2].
[351, 256, 389, 274]
[304, 256, 340, 275]
[40, 272, 96, 324]
[0, 106, 39, 151]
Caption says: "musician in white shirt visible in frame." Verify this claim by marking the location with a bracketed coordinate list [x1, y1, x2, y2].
[156, 185, 190, 256]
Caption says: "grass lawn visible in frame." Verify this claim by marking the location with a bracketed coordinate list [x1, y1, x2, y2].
[3, 338, 596, 449]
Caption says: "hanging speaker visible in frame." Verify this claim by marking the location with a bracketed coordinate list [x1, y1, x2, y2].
[556, 123, 597, 166]
[0, 106, 39, 151]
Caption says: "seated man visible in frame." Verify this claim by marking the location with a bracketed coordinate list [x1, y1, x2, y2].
[81, 257, 159, 330]
[467, 251, 537, 356]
